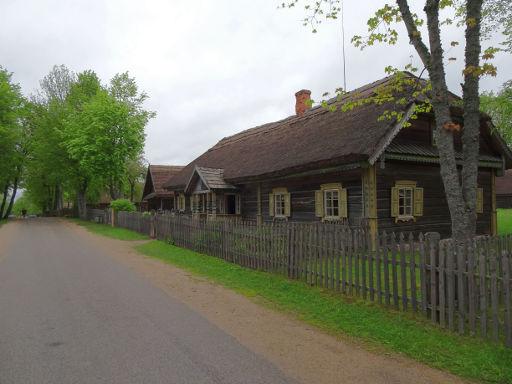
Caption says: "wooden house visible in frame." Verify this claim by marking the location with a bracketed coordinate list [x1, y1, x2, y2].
[496, 169, 512, 209]
[163, 75, 512, 238]
[142, 165, 184, 211]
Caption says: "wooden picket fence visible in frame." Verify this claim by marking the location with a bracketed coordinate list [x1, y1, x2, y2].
[85, 209, 512, 347]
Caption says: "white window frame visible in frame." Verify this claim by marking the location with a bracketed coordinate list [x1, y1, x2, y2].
[397, 185, 414, 219]
[274, 192, 287, 218]
[324, 188, 340, 220]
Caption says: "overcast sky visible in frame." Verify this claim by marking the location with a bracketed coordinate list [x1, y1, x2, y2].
[1, 0, 510, 167]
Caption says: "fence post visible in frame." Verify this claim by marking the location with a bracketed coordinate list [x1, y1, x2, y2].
[425, 232, 440, 323]
[150, 212, 157, 238]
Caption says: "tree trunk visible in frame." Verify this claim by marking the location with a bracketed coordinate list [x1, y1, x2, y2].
[397, 0, 483, 247]
[129, 180, 135, 202]
[0, 182, 9, 219]
[77, 183, 88, 219]
[3, 177, 18, 219]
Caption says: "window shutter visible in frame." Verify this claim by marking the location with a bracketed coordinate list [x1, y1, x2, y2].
[284, 193, 291, 217]
[269, 193, 275, 217]
[315, 190, 324, 217]
[414, 187, 424, 216]
[391, 187, 399, 217]
[235, 194, 241, 215]
[477, 187, 483, 213]
[339, 188, 348, 218]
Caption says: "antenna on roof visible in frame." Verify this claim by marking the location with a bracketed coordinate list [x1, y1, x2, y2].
[341, 0, 347, 91]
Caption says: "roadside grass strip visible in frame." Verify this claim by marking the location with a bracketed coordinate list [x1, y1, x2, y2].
[68, 218, 149, 241]
[134, 240, 512, 384]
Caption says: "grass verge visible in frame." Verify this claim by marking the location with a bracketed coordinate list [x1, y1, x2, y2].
[134, 240, 512, 384]
[68, 218, 149, 241]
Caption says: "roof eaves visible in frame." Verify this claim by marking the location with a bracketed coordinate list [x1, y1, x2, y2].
[368, 102, 417, 165]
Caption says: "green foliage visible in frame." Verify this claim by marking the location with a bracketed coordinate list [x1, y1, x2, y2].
[110, 198, 136, 212]
[12, 195, 42, 216]
[481, 80, 512, 146]
[21, 66, 153, 217]
[135, 240, 512, 383]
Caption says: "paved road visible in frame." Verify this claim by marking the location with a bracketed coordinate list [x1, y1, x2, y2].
[0, 219, 298, 384]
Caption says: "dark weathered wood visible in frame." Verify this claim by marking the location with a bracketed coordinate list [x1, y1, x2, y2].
[391, 233, 399, 310]
[503, 254, 511, 347]
[438, 244, 446, 328]
[456, 242, 466, 335]
[399, 233, 408, 311]
[348, 230, 354, 295]
[430, 239, 438, 324]
[341, 229, 348, 294]
[383, 231, 391, 306]
[375, 231, 382, 304]
[409, 232, 417, 312]
[419, 233, 427, 315]
[361, 230, 368, 300]
[447, 242, 455, 332]
[479, 248, 488, 341]
[468, 244, 476, 336]
[490, 251, 499, 343]
[335, 228, 341, 292]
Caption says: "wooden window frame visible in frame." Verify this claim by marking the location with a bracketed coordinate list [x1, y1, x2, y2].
[176, 193, 186, 212]
[269, 187, 290, 219]
[391, 181, 423, 223]
[316, 183, 347, 221]
[324, 188, 340, 220]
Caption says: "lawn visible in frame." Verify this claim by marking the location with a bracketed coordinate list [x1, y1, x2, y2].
[68, 218, 149, 241]
[497, 208, 512, 234]
[134, 240, 512, 384]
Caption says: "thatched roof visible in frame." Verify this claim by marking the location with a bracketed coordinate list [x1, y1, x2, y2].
[143, 165, 184, 200]
[163, 74, 512, 190]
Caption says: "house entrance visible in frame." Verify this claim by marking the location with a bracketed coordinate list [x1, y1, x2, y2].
[226, 195, 236, 214]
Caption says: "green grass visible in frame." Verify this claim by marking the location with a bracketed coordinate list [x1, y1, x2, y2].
[134, 240, 512, 384]
[68, 218, 149, 241]
[497, 208, 512, 234]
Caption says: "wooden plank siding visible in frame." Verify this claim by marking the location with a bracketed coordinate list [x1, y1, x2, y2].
[239, 169, 363, 224]
[377, 160, 493, 237]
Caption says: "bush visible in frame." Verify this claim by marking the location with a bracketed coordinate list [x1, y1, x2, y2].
[110, 199, 136, 212]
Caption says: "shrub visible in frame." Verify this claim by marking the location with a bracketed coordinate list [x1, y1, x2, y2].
[110, 199, 136, 212]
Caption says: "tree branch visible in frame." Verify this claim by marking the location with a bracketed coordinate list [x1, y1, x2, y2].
[396, 0, 431, 67]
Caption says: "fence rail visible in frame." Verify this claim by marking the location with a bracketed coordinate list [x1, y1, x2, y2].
[86, 209, 512, 348]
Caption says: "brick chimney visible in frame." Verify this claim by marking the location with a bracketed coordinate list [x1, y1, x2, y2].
[295, 89, 311, 116]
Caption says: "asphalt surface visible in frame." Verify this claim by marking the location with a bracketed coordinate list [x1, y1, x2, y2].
[0, 218, 299, 384]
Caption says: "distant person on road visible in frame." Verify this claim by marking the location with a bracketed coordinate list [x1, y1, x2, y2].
[21, 209, 27, 218]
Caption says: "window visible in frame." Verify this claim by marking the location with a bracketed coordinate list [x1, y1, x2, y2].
[269, 188, 290, 218]
[315, 183, 347, 221]
[176, 193, 186, 212]
[391, 181, 423, 222]
[324, 189, 339, 218]
[398, 186, 413, 217]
